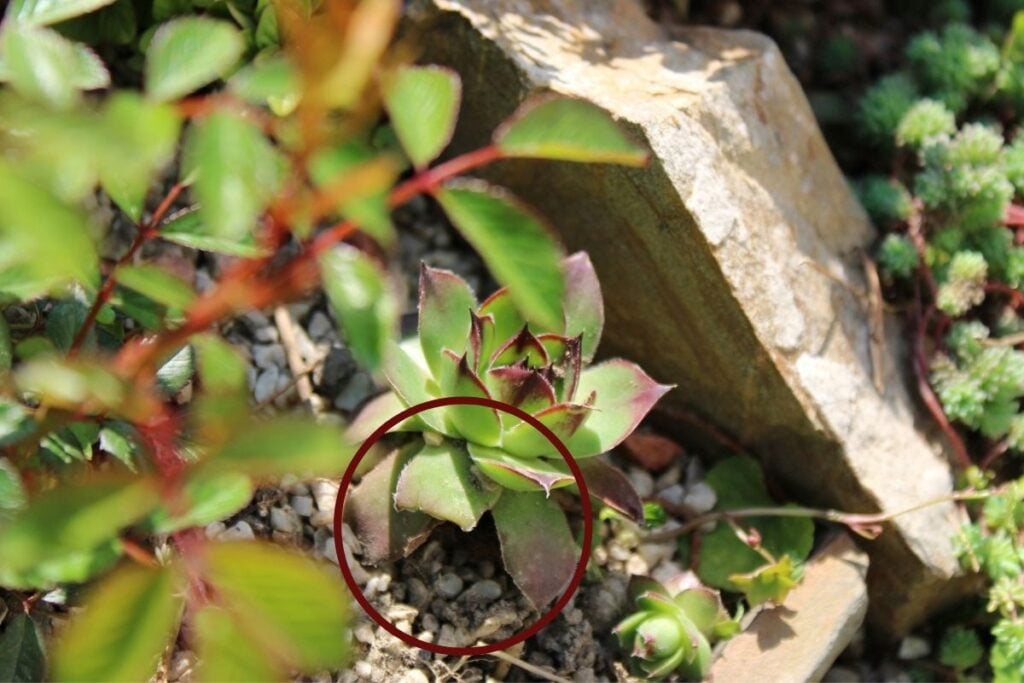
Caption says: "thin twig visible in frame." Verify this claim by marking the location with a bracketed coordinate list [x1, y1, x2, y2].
[487, 649, 572, 683]
[273, 305, 319, 409]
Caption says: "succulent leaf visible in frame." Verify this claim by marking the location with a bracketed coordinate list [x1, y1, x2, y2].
[673, 588, 730, 637]
[445, 355, 502, 446]
[345, 391, 426, 445]
[418, 264, 476, 378]
[485, 366, 557, 414]
[394, 441, 501, 531]
[501, 402, 592, 458]
[492, 490, 577, 608]
[492, 325, 549, 367]
[467, 443, 575, 493]
[478, 287, 526, 349]
[345, 444, 440, 564]
[565, 360, 673, 457]
[562, 252, 604, 362]
[577, 458, 644, 522]
[384, 339, 448, 434]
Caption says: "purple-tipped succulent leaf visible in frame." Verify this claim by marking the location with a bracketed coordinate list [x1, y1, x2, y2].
[501, 402, 592, 458]
[560, 335, 583, 402]
[478, 287, 526, 347]
[565, 360, 673, 457]
[577, 458, 644, 522]
[446, 355, 502, 446]
[467, 443, 575, 493]
[394, 441, 502, 531]
[491, 325, 549, 367]
[345, 444, 441, 563]
[563, 252, 604, 362]
[491, 490, 576, 608]
[418, 264, 476, 378]
[485, 366, 557, 414]
[468, 310, 495, 371]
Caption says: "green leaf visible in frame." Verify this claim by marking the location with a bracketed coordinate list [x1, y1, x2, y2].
[150, 470, 253, 533]
[319, 245, 399, 372]
[1005, 10, 1024, 63]
[307, 142, 397, 247]
[729, 554, 801, 607]
[705, 455, 774, 509]
[446, 355, 502, 447]
[0, 457, 26, 523]
[145, 17, 244, 102]
[158, 209, 267, 257]
[5, 0, 118, 26]
[156, 345, 194, 394]
[193, 606, 281, 682]
[436, 181, 565, 330]
[383, 339, 449, 433]
[99, 423, 137, 471]
[45, 298, 90, 353]
[467, 443, 575, 493]
[0, 24, 108, 108]
[383, 65, 460, 169]
[0, 477, 158, 574]
[228, 55, 299, 108]
[0, 400, 35, 448]
[182, 111, 283, 239]
[192, 334, 246, 393]
[416, 265, 475, 378]
[492, 490, 577, 608]
[394, 441, 501, 531]
[204, 541, 350, 671]
[0, 539, 121, 590]
[0, 159, 98, 299]
[0, 614, 45, 683]
[53, 564, 184, 683]
[203, 417, 353, 478]
[16, 357, 158, 422]
[116, 265, 195, 310]
[495, 98, 647, 165]
[0, 316, 11, 376]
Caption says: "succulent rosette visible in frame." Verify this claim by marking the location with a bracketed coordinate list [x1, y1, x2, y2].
[614, 578, 740, 680]
[345, 252, 671, 607]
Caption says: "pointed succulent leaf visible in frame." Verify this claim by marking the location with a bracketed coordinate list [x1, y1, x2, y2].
[418, 264, 475, 378]
[560, 335, 583, 402]
[383, 65, 461, 169]
[627, 575, 672, 601]
[384, 339, 448, 434]
[468, 311, 494, 371]
[562, 252, 604, 361]
[565, 360, 672, 457]
[346, 445, 440, 564]
[345, 391, 426, 444]
[577, 457, 643, 522]
[53, 564, 185, 683]
[502, 402, 592, 458]
[394, 441, 501, 531]
[436, 181, 565, 330]
[485, 366, 557, 414]
[158, 209, 267, 257]
[632, 614, 686, 662]
[492, 325, 549, 367]
[494, 97, 647, 165]
[446, 356, 502, 447]
[537, 333, 570, 363]
[676, 633, 713, 681]
[492, 490, 577, 608]
[320, 244, 400, 372]
[467, 443, 575, 493]
[673, 588, 728, 637]
[478, 288, 526, 351]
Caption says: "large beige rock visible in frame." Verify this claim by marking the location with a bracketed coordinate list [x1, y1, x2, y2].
[409, 0, 968, 636]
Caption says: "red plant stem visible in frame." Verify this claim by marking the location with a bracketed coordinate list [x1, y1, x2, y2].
[69, 183, 187, 356]
[114, 145, 504, 379]
[1006, 202, 1024, 227]
[981, 439, 1010, 471]
[985, 282, 1024, 309]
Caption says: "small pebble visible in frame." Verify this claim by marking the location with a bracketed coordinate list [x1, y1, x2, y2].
[658, 483, 686, 507]
[354, 622, 375, 645]
[824, 667, 861, 682]
[421, 614, 439, 632]
[625, 555, 649, 576]
[655, 463, 683, 490]
[354, 661, 373, 678]
[204, 521, 226, 539]
[460, 579, 502, 604]
[254, 324, 279, 343]
[270, 506, 302, 534]
[406, 577, 430, 607]
[897, 635, 931, 660]
[307, 311, 334, 341]
[386, 603, 419, 622]
[334, 372, 375, 412]
[365, 574, 391, 597]
[683, 481, 717, 514]
[291, 494, 315, 517]
[253, 366, 280, 403]
[252, 343, 286, 370]
[478, 560, 495, 579]
[220, 520, 255, 541]
[627, 468, 655, 498]
[399, 670, 430, 683]
[608, 543, 631, 562]
[436, 572, 464, 599]
[637, 542, 674, 569]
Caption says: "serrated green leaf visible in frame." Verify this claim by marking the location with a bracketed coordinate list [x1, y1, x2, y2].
[5, 0, 118, 26]
[99, 422, 137, 471]
[45, 298, 91, 353]
[436, 181, 564, 330]
[158, 209, 267, 257]
[204, 542, 350, 671]
[16, 357, 158, 421]
[182, 111, 283, 239]
[0, 539, 121, 590]
[116, 265, 195, 310]
[0, 477, 157, 574]
[192, 334, 246, 393]
[383, 65, 460, 169]
[307, 142, 397, 247]
[150, 469, 253, 533]
[228, 55, 299, 107]
[0, 401, 34, 448]
[495, 98, 647, 165]
[319, 245, 399, 372]
[0, 614, 45, 683]
[1, 24, 108, 108]
[53, 564, 184, 683]
[203, 417, 353, 479]
[193, 606, 281, 682]
[0, 316, 10, 376]
[145, 17, 244, 102]
[0, 159, 98, 299]
[156, 345, 194, 394]
[0, 457, 26, 523]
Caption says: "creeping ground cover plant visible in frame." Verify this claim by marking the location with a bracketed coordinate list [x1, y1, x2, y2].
[345, 255, 672, 608]
[0, 0, 653, 679]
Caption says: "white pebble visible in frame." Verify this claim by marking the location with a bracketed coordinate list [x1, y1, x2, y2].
[658, 483, 687, 507]
[204, 521, 226, 539]
[399, 669, 430, 683]
[252, 343, 286, 370]
[637, 543, 675, 569]
[291, 494, 315, 517]
[627, 469, 655, 498]
[308, 311, 334, 341]
[354, 661, 373, 678]
[253, 366, 280, 403]
[220, 520, 255, 541]
[683, 481, 717, 514]
[625, 555, 649, 576]
[270, 506, 302, 534]
[898, 635, 931, 660]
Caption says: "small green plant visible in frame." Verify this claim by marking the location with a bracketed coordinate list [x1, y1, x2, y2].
[345, 255, 670, 607]
[613, 577, 739, 680]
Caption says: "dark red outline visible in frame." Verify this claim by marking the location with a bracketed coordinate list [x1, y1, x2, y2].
[332, 396, 593, 656]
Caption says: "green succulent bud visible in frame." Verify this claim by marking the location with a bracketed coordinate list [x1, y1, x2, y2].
[858, 73, 919, 147]
[897, 99, 956, 148]
[857, 176, 913, 225]
[614, 578, 738, 681]
[1003, 138, 1024, 192]
[936, 371, 987, 426]
[345, 254, 671, 608]
[906, 25, 1000, 113]
[877, 234, 919, 278]
[937, 250, 988, 315]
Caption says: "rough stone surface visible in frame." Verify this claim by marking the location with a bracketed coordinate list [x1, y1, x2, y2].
[410, 0, 966, 636]
[710, 534, 869, 682]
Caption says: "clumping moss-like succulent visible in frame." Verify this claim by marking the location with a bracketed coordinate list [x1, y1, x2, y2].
[857, 176, 913, 225]
[613, 577, 739, 681]
[906, 24, 1000, 112]
[877, 233, 920, 279]
[858, 73, 919, 147]
[896, 98, 957, 149]
[345, 254, 671, 607]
